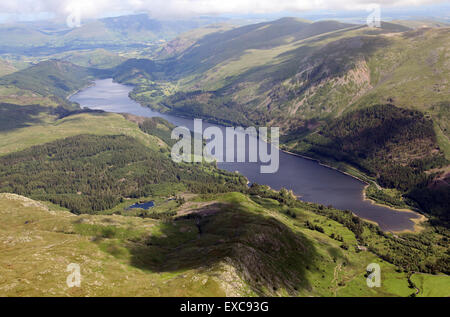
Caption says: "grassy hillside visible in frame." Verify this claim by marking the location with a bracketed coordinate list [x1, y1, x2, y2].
[165, 19, 355, 76]
[0, 189, 448, 297]
[53, 49, 126, 69]
[114, 23, 448, 137]
[155, 23, 235, 59]
[0, 60, 96, 100]
[111, 20, 449, 224]
[391, 20, 450, 29]
[0, 15, 235, 55]
[112, 20, 419, 124]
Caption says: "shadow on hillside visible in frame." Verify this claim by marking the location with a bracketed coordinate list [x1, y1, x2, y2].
[0, 103, 48, 132]
[123, 202, 319, 295]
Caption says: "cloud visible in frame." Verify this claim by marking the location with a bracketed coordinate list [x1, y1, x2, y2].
[0, 0, 446, 20]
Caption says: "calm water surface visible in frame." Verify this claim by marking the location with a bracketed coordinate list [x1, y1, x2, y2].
[70, 79, 421, 231]
[127, 201, 155, 210]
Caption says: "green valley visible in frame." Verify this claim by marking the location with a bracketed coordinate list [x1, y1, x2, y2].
[106, 18, 449, 229]
[0, 7, 449, 299]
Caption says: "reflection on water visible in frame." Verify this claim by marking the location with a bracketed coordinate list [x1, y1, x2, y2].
[70, 79, 421, 231]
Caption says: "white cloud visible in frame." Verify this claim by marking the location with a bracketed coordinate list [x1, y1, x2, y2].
[0, 0, 446, 20]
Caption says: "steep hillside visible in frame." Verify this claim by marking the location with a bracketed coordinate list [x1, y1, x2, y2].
[116, 23, 448, 134]
[155, 23, 235, 59]
[1, 188, 448, 296]
[0, 109, 247, 214]
[115, 20, 422, 125]
[166, 19, 356, 76]
[0, 60, 95, 98]
[54, 49, 126, 69]
[111, 20, 449, 223]
[282, 104, 449, 223]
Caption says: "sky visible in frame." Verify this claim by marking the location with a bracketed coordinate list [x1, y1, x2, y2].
[0, 0, 448, 22]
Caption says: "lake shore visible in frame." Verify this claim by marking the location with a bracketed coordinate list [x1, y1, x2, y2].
[361, 184, 427, 233]
[282, 148, 426, 233]
[71, 78, 425, 233]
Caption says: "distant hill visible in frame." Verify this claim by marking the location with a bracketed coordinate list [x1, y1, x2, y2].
[0, 60, 94, 97]
[0, 58, 17, 77]
[52, 49, 126, 69]
[0, 60, 99, 108]
[155, 23, 235, 59]
[165, 18, 357, 76]
[0, 15, 235, 55]
[391, 19, 450, 29]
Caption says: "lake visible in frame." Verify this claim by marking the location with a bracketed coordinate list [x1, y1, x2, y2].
[70, 78, 421, 231]
[127, 201, 155, 210]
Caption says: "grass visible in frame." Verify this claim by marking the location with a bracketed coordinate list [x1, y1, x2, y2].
[0, 192, 447, 296]
[356, 28, 450, 119]
[0, 112, 165, 156]
[411, 273, 450, 297]
[0, 86, 58, 106]
[99, 194, 184, 217]
[434, 122, 450, 160]
[0, 193, 229, 296]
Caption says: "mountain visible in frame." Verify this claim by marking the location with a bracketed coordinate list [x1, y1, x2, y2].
[0, 60, 99, 107]
[0, 46, 449, 295]
[114, 19, 422, 124]
[391, 19, 450, 29]
[154, 23, 235, 59]
[165, 18, 357, 76]
[0, 15, 234, 55]
[282, 104, 449, 222]
[110, 19, 449, 224]
[52, 49, 126, 69]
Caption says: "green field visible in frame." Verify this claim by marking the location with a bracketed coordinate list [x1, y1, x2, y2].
[411, 273, 450, 297]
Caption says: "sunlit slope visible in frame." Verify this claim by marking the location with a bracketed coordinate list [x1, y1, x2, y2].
[121, 22, 447, 133]
[0, 112, 164, 156]
[53, 49, 126, 69]
[0, 14, 230, 54]
[0, 60, 96, 99]
[3, 191, 445, 297]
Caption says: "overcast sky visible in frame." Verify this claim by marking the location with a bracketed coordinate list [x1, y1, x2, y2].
[0, 0, 448, 22]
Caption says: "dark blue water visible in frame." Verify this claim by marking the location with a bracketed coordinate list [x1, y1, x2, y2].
[127, 201, 155, 210]
[70, 79, 421, 231]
